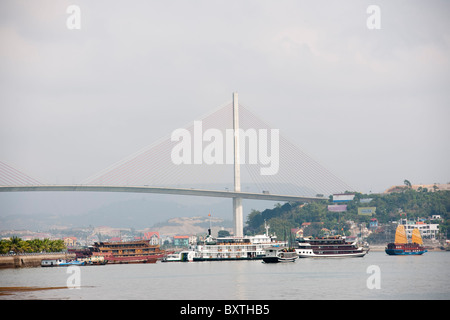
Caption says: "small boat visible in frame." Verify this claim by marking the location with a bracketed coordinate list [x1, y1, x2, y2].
[41, 259, 86, 267]
[77, 255, 108, 265]
[60, 260, 86, 266]
[262, 247, 298, 263]
[385, 225, 427, 255]
[162, 251, 195, 262]
[41, 259, 67, 267]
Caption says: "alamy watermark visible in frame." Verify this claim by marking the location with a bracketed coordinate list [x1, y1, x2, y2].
[366, 265, 381, 289]
[367, 5, 381, 30]
[66, 5, 81, 30]
[66, 266, 81, 289]
[171, 121, 280, 176]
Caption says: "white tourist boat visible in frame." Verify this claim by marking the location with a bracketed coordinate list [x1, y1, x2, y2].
[191, 222, 286, 261]
[295, 235, 369, 258]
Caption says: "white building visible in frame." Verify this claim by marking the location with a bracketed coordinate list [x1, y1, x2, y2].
[400, 219, 439, 240]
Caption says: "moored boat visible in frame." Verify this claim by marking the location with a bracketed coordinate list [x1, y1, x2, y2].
[262, 247, 298, 263]
[295, 235, 369, 258]
[77, 255, 108, 265]
[385, 225, 427, 255]
[162, 250, 195, 262]
[41, 259, 86, 267]
[191, 222, 286, 261]
[92, 240, 166, 264]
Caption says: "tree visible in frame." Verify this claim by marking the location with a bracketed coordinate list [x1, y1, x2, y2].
[218, 230, 230, 237]
[404, 179, 412, 188]
[0, 237, 67, 254]
[1, 236, 30, 254]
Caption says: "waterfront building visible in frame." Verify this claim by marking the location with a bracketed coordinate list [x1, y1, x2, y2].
[173, 235, 190, 247]
[143, 231, 160, 246]
[399, 219, 439, 240]
[64, 237, 77, 247]
[291, 228, 303, 239]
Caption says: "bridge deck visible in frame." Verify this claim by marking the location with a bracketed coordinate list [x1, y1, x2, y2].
[0, 185, 325, 202]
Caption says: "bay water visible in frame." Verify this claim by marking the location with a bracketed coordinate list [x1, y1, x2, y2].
[1, 251, 449, 300]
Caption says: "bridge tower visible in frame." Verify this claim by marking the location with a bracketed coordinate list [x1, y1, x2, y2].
[232, 92, 244, 237]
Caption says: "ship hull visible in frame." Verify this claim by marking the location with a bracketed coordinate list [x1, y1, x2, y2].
[296, 251, 368, 258]
[262, 256, 297, 263]
[385, 242, 427, 256]
[385, 249, 427, 255]
[193, 256, 263, 262]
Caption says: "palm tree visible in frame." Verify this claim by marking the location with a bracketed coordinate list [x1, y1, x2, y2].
[49, 239, 66, 252]
[4, 236, 30, 254]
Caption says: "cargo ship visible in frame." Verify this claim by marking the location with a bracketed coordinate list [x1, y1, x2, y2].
[295, 235, 369, 258]
[385, 225, 427, 255]
[92, 240, 167, 264]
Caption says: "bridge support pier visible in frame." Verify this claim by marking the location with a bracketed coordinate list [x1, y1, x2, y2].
[233, 197, 243, 238]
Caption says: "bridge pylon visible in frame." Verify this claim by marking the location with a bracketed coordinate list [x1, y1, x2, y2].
[232, 92, 244, 237]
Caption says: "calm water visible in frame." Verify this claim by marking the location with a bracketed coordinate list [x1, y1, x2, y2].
[1, 251, 449, 300]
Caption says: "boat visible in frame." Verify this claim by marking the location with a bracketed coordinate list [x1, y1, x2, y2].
[41, 259, 67, 267]
[77, 255, 108, 265]
[191, 222, 286, 261]
[162, 250, 195, 262]
[295, 235, 369, 258]
[92, 240, 166, 264]
[385, 225, 427, 255]
[262, 247, 298, 263]
[41, 259, 86, 267]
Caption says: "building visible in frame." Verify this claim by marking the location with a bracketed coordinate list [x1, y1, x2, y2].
[291, 228, 303, 239]
[64, 237, 77, 247]
[399, 219, 439, 240]
[173, 235, 190, 247]
[369, 218, 378, 229]
[143, 232, 160, 246]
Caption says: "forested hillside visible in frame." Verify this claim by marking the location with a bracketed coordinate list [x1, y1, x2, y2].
[245, 190, 450, 240]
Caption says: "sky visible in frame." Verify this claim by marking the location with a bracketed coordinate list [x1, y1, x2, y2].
[1, 0, 449, 200]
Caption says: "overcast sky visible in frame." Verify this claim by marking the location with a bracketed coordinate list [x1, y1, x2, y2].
[1, 0, 449, 196]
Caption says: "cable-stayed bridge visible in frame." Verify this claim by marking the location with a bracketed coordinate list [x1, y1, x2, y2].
[0, 93, 352, 236]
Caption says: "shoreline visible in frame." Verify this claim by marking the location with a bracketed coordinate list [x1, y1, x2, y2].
[0, 253, 76, 269]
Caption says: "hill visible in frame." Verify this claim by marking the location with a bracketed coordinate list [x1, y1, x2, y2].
[245, 189, 450, 241]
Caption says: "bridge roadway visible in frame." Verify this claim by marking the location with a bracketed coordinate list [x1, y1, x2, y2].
[0, 185, 326, 203]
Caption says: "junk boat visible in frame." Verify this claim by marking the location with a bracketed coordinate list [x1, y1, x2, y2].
[92, 240, 166, 264]
[385, 225, 427, 255]
[295, 235, 369, 258]
[262, 247, 298, 263]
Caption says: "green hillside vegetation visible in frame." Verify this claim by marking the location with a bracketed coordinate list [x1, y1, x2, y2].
[245, 189, 450, 241]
